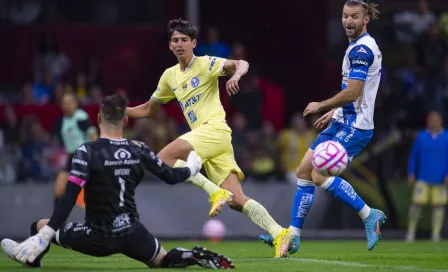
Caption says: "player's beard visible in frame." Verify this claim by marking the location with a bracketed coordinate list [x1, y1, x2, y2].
[345, 24, 364, 40]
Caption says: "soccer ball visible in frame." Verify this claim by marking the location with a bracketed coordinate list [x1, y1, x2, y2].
[202, 219, 226, 242]
[311, 140, 348, 176]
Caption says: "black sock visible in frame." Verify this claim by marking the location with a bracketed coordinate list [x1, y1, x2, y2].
[29, 220, 50, 265]
[161, 248, 197, 268]
[30, 221, 39, 236]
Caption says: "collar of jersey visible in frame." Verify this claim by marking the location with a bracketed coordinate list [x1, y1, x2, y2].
[181, 55, 197, 72]
[349, 32, 369, 46]
[101, 137, 127, 141]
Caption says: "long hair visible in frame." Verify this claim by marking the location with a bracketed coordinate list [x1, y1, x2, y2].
[346, 0, 380, 20]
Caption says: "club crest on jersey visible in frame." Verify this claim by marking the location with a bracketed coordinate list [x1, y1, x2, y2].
[191, 77, 200, 88]
[357, 47, 368, 54]
[114, 148, 131, 160]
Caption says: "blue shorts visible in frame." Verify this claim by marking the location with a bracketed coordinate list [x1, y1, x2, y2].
[310, 120, 373, 161]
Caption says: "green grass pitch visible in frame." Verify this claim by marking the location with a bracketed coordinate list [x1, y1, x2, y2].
[1, 240, 447, 271]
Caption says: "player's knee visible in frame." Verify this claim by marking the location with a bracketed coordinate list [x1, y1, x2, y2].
[296, 166, 312, 181]
[311, 169, 327, 186]
[157, 140, 193, 166]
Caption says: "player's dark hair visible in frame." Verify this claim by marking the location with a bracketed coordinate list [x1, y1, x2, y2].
[345, 0, 380, 20]
[100, 94, 128, 125]
[167, 18, 199, 41]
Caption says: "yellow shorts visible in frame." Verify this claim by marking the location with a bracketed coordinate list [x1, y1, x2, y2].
[179, 122, 244, 186]
[412, 181, 447, 206]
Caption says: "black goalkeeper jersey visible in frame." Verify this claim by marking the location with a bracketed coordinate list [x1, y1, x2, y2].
[67, 138, 190, 236]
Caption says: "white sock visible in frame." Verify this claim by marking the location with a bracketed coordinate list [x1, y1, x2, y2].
[358, 204, 371, 220]
[319, 177, 335, 190]
[289, 226, 301, 236]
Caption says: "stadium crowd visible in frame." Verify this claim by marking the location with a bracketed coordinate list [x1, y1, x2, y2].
[0, 0, 447, 186]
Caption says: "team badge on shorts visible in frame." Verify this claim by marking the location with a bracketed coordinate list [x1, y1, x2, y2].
[191, 77, 200, 88]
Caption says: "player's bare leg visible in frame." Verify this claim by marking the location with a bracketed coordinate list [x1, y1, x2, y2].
[220, 173, 293, 258]
[150, 245, 234, 269]
[157, 139, 232, 216]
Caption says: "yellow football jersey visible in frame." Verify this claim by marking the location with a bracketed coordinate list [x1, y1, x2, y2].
[151, 55, 230, 131]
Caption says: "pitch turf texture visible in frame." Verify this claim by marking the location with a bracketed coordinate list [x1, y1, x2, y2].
[0, 240, 447, 271]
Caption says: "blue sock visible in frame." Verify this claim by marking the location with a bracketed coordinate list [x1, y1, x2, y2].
[323, 176, 365, 212]
[290, 183, 315, 234]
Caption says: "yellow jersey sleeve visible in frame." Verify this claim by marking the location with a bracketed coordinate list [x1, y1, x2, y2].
[151, 69, 175, 104]
[205, 56, 228, 79]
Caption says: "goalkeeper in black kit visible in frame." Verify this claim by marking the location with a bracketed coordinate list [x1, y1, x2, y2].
[1, 94, 234, 270]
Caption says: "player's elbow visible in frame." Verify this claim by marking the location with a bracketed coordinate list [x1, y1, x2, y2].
[240, 60, 249, 70]
[347, 90, 362, 102]
[146, 100, 161, 118]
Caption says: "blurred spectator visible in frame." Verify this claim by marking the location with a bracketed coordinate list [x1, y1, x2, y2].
[86, 58, 104, 88]
[74, 72, 88, 104]
[413, 22, 448, 110]
[0, 107, 22, 184]
[81, 84, 104, 106]
[0, 106, 22, 184]
[230, 70, 263, 129]
[231, 112, 248, 152]
[441, 13, 448, 35]
[20, 115, 51, 182]
[32, 70, 53, 105]
[250, 148, 276, 181]
[230, 43, 247, 60]
[21, 83, 35, 105]
[33, 35, 70, 84]
[151, 110, 179, 152]
[195, 26, 231, 58]
[260, 121, 277, 160]
[393, 0, 437, 44]
[2, 0, 42, 25]
[117, 88, 129, 100]
[52, 83, 64, 104]
[0, 105, 21, 148]
[277, 113, 316, 184]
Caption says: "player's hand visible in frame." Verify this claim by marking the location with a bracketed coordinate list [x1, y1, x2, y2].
[314, 109, 335, 129]
[408, 174, 416, 188]
[226, 74, 241, 96]
[186, 151, 203, 177]
[14, 226, 54, 264]
[303, 102, 323, 116]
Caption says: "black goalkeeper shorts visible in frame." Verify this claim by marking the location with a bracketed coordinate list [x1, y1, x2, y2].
[53, 221, 161, 264]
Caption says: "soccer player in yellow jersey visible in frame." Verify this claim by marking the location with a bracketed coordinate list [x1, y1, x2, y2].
[127, 18, 293, 257]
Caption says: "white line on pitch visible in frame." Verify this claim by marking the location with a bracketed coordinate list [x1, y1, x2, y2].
[233, 258, 448, 272]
